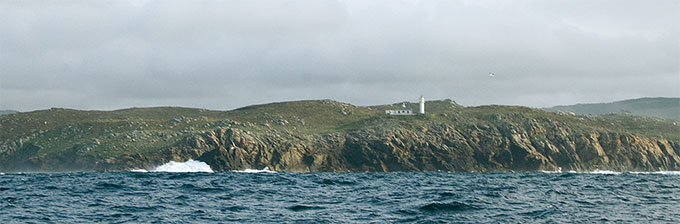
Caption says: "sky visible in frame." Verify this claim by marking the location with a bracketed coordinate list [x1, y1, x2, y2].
[1, 0, 679, 111]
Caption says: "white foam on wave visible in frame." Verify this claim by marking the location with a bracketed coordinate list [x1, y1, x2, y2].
[232, 167, 276, 173]
[128, 169, 148, 172]
[545, 170, 622, 174]
[540, 170, 680, 175]
[152, 160, 213, 173]
[540, 167, 564, 173]
[589, 170, 621, 175]
[539, 170, 618, 174]
[630, 171, 680, 175]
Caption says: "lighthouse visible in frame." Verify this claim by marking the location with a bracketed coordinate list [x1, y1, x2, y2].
[419, 95, 425, 114]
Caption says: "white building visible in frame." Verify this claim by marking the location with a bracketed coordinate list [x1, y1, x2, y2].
[385, 109, 413, 115]
[385, 96, 425, 116]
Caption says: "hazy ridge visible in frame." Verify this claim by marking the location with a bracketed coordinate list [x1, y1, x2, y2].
[544, 97, 680, 121]
[0, 110, 19, 116]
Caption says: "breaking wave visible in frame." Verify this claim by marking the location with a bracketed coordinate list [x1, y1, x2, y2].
[233, 167, 276, 173]
[152, 160, 213, 173]
[541, 170, 680, 175]
[630, 171, 680, 175]
[589, 170, 620, 175]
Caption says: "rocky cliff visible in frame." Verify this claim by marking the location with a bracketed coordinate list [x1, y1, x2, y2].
[1, 100, 679, 172]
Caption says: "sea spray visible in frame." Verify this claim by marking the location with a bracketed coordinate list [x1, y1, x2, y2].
[152, 160, 213, 172]
[540, 170, 680, 175]
[233, 167, 276, 173]
[629, 171, 680, 175]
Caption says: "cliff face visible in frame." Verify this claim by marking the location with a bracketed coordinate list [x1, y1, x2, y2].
[178, 124, 680, 172]
[70, 124, 679, 172]
[1, 101, 679, 172]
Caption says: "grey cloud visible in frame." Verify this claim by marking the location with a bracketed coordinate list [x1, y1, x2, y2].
[1, 0, 678, 111]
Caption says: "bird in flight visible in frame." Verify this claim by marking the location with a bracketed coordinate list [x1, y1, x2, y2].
[489, 72, 495, 77]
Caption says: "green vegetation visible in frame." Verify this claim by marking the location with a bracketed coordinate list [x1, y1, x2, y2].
[545, 97, 680, 121]
[226, 100, 378, 134]
[2, 99, 679, 165]
[594, 113, 680, 140]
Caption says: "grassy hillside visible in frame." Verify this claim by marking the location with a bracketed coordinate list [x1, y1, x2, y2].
[1, 99, 679, 166]
[545, 97, 680, 121]
[0, 100, 381, 159]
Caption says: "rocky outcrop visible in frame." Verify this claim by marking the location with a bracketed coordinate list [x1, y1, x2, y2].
[82, 122, 679, 172]
[2, 107, 679, 172]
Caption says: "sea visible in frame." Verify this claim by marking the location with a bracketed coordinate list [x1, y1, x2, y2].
[1, 160, 679, 223]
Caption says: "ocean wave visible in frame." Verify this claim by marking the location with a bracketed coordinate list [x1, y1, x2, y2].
[540, 170, 680, 175]
[232, 167, 276, 173]
[287, 205, 324, 211]
[419, 202, 477, 212]
[152, 160, 213, 173]
[539, 170, 620, 175]
[589, 170, 620, 175]
[629, 171, 680, 175]
[128, 169, 148, 172]
[3, 172, 680, 223]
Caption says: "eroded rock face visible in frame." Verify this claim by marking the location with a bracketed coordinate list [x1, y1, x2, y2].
[121, 123, 680, 172]
[2, 123, 679, 172]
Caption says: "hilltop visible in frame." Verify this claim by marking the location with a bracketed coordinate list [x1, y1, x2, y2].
[1, 99, 679, 172]
[544, 97, 680, 121]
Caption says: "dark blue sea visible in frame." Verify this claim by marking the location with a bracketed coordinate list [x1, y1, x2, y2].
[1, 171, 679, 223]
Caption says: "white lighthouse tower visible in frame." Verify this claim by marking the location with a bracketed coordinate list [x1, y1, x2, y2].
[419, 95, 425, 114]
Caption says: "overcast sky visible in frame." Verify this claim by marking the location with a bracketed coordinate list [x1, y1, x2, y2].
[1, 0, 678, 111]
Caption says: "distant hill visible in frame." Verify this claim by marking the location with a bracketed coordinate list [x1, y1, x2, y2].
[544, 97, 680, 121]
[0, 110, 18, 116]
